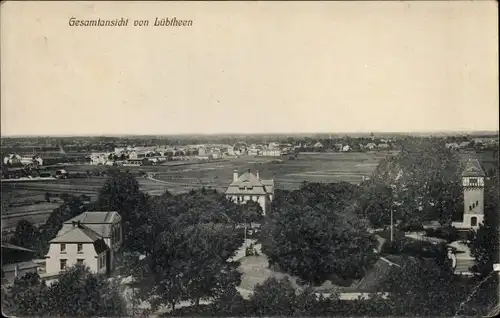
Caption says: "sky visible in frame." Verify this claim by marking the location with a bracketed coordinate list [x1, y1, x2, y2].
[1, 1, 498, 136]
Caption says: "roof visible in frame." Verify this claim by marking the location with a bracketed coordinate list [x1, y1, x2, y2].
[225, 170, 274, 195]
[60, 222, 113, 238]
[64, 211, 120, 224]
[1, 242, 35, 253]
[354, 256, 403, 291]
[93, 239, 109, 254]
[49, 224, 103, 243]
[2, 260, 39, 272]
[461, 159, 485, 177]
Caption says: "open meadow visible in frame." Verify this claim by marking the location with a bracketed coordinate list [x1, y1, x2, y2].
[1, 151, 391, 233]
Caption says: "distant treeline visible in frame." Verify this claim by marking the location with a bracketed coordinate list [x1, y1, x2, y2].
[1, 133, 498, 154]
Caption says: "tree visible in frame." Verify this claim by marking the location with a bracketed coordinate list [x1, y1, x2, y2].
[383, 256, 469, 316]
[3, 266, 126, 317]
[469, 167, 499, 277]
[263, 183, 377, 283]
[133, 224, 243, 311]
[370, 138, 462, 226]
[9, 219, 39, 250]
[95, 168, 152, 254]
[240, 200, 263, 227]
[44, 265, 126, 316]
[358, 183, 393, 228]
[36, 194, 86, 256]
[2, 272, 49, 316]
[248, 277, 328, 316]
[249, 277, 297, 316]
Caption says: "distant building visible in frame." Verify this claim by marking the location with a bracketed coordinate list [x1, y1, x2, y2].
[261, 149, 282, 157]
[44, 211, 122, 278]
[452, 159, 485, 230]
[248, 149, 260, 156]
[365, 143, 377, 150]
[333, 143, 343, 151]
[377, 143, 390, 150]
[342, 145, 351, 152]
[20, 155, 43, 166]
[114, 147, 126, 154]
[458, 141, 470, 149]
[3, 154, 21, 165]
[313, 142, 323, 148]
[90, 153, 108, 165]
[225, 169, 274, 215]
[445, 142, 460, 150]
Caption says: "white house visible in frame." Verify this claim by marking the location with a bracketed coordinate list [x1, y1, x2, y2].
[377, 143, 390, 150]
[445, 143, 460, 150]
[114, 147, 126, 154]
[261, 149, 282, 157]
[3, 154, 21, 165]
[19, 155, 43, 166]
[44, 211, 122, 278]
[341, 145, 351, 152]
[364, 143, 377, 150]
[225, 169, 274, 215]
[90, 153, 108, 165]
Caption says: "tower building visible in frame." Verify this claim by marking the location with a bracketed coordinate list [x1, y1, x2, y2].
[457, 159, 485, 229]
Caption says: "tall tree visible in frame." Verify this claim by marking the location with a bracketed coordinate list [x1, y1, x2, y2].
[133, 224, 243, 311]
[95, 168, 152, 254]
[383, 256, 470, 316]
[263, 183, 377, 283]
[3, 266, 127, 317]
[9, 219, 39, 250]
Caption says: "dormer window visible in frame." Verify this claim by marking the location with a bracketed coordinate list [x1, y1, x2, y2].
[469, 178, 478, 186]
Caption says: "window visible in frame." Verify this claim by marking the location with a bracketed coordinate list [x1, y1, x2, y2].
[469, 178, 478, 185]
[99, 255, 106, 269]
[77, 243, 83, 253]
[60, 244, 66, 253]
[471, 217, 478, 227]
[76, 259, 84, 265]
[469, 206, 472, 211]
[476, 201, 479, 205]
[60, 259, 67, 270]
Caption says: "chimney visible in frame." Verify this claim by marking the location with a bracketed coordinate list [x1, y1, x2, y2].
[233, 170, 238, 182]
[256, 170, 260, 179]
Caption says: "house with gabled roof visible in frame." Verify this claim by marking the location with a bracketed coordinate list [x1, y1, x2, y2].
[44, 211, 122, 278]
[225, 169, 274, 215]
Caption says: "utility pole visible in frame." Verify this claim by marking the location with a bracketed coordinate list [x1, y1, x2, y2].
[244, 222, 247, 249]
[390, 206, 394, 242]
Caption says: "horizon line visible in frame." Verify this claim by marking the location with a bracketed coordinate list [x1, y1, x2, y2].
[1, 129, 499, 138]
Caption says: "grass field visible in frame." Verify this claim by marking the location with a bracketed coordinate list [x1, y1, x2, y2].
[101, 152, 392, 194]
[1, 152, 391, 233]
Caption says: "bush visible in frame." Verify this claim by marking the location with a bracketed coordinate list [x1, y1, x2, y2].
[399, 223, 424, 232]
[383, 237, 447, 260]
[424, 226, 459, 242]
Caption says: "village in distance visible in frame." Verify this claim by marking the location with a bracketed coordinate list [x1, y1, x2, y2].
[1, 131, 499, 317]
